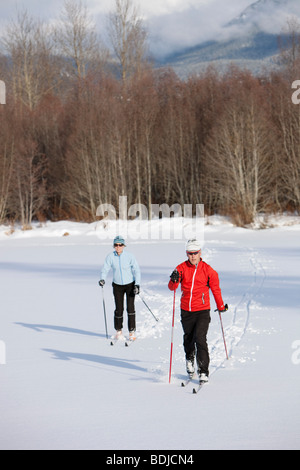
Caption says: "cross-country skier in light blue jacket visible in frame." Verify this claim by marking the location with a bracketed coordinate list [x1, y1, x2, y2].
[99, 236, 141, 341]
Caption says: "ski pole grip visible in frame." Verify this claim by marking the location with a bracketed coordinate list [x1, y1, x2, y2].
[214, 304, 228, 313]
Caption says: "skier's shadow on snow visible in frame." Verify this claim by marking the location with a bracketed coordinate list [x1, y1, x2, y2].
[15, 322, 105, 338]
[43, 348, 147, 373]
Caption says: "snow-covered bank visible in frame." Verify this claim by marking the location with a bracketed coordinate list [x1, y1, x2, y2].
[0, 217, 299, 449]
[0, 213, 299, 242]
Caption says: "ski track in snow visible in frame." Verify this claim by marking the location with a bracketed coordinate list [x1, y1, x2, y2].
[210, 246, 267, 377]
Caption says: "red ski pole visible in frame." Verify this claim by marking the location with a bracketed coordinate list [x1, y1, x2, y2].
[219, 311, 229, 360]
[215, 305, 229, 360]
[169, 289, 177, 383]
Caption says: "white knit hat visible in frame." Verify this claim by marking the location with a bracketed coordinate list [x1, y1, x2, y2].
[186, 238, 201, 252]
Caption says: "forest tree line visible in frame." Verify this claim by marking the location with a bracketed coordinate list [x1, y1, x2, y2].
[0, 0, 300, 228]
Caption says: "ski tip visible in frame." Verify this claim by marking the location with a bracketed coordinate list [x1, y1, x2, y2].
[193, 388, 197, 394]
[181, 382, 185, 387]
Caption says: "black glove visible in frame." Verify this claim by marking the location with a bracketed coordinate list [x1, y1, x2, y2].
[133, 284, 140, 295]
[98, 279, 105, 287]
[220, 304, 228, 312]
[170, 270, 180, 283]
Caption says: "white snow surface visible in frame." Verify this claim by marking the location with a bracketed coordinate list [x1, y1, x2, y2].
[0, 215, 299, 450]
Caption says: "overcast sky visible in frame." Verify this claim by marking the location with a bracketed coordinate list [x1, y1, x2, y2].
[0, 0, 252, 21]
[0, 0, 298, 58]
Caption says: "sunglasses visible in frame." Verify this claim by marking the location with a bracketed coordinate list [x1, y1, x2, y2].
[187, 251, 200, 256]
[114, 244, 124, 247]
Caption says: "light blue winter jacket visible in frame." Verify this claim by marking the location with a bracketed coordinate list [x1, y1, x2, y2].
[101, 250, 141, 286]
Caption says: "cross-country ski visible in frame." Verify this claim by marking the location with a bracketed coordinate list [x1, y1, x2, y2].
[193, 381, 208, 395]
[181, 375, 194, 388]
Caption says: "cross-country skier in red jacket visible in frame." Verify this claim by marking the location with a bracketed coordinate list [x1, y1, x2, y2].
[168, 239, 227, 383]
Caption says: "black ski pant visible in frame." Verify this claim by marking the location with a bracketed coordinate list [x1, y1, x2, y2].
[113, 282, 136, 332]
[181, 309, 211, 376]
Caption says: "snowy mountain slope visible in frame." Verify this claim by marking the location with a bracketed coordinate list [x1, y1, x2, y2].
[228, 0, 291, 28]
[0, 217, 299, 450]
[162, 32, 280, 78]
[160, 0, 300, 77]
[228, 0, 295, 26]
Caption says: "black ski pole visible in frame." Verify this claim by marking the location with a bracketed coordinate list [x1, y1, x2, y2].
[138, 294, 159, 322]
[101, 287, 108, 339]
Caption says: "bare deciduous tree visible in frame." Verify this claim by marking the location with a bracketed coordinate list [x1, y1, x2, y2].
[278, 17, 300, 77]
[55, 0, 108, 80]
[205, 72, 275, 225]
[108, 0, 148, 82]
[1, 9, 59, 110]
[270, 76, 300, 211]
[0, 113, 14, 223]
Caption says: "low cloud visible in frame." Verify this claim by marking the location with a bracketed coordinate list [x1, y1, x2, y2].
[146, 0, 300, 59]
[147, 0, 250, 58]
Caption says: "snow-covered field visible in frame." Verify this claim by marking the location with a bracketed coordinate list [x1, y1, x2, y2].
[0, 216, 299, 450]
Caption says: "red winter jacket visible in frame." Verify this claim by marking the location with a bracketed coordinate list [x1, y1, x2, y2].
[168, 259, 225, 312]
